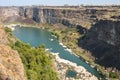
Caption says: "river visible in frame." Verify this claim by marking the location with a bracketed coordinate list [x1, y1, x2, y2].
[13, 26, 104, 79]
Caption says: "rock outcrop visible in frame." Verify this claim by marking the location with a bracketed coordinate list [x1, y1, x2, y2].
[0, 6, 119, 29]
[0, 24, 8, 44]
[78, 20, 120, 73]
[0, 24, 26, 80]
[53, 53, 98, 80]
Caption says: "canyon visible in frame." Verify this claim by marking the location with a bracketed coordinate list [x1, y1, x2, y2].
[0, 6, 120, 79]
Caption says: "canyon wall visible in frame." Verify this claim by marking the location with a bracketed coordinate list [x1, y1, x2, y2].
[78, 20, 120, 72]
[0, 6, 120, 74]
[0, 6, 119, 29]
[0, 23, 26, 80]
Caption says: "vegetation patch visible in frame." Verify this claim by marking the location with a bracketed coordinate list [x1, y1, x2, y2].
[5, 27, 59, 80]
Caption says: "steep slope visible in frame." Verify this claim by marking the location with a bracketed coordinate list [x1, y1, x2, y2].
[0, 6, 119, 29]
[78, 20, 120, 73]
[0, 23, 26, 80]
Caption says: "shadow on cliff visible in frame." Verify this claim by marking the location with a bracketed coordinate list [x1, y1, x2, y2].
[32, 8, 40, 23]
[78, 20, 120, 71]
[76, 25, 87, 34]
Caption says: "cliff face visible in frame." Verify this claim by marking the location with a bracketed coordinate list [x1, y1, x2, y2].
[0, 25, 8, 44]
[0, 6, 119, 29]
[0, 24, 26, 80]
[78, 20, 120, 72]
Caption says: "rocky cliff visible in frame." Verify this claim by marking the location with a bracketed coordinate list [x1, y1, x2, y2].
[0, 6, 120, 76]
[78, 20, 120, 73]
[0, 23, 26, 80]
[0, 6, 119, 29]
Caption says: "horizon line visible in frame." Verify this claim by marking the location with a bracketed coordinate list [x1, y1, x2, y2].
[0, 4, 120, 7]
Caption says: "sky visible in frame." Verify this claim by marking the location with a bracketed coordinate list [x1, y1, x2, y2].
[0, 0, 120, 6]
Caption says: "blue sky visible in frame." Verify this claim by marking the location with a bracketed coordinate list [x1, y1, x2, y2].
[0, 0, 120, 6]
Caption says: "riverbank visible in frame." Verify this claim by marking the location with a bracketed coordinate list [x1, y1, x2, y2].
[51, 53, 98, 80]
[4, 27, 59, 80]
[48, 25, 108, 79]
[4, 23, 106, 79]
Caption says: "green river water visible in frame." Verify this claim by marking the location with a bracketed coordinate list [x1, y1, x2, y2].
[13, 26, 104, 79]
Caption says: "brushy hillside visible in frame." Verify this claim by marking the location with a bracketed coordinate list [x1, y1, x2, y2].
[5, 26, 59, 80]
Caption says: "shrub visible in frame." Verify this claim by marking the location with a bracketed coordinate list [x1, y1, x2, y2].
[109, 72, 119, 79]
